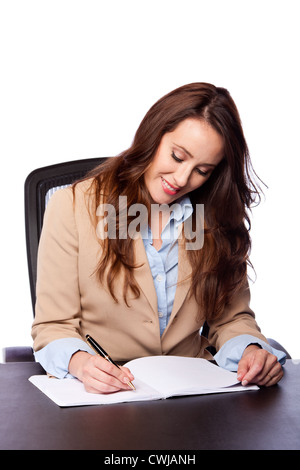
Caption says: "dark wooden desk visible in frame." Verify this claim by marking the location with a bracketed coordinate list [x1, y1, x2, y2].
[0, 360, 299, 450]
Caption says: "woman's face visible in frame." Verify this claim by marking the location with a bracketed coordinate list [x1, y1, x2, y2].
[144, 118, 224, 204]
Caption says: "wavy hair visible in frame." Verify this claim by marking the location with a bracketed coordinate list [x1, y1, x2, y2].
[75, 83, 262, 321]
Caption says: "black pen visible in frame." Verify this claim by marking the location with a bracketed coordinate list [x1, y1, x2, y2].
[85, 334, 135, 390]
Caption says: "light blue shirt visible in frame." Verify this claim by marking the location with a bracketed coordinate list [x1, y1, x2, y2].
[35, 196, 286, 378]
[141, 196, 193, 336]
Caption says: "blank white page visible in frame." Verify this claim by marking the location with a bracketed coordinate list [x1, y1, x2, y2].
[126, 356, 256, 397]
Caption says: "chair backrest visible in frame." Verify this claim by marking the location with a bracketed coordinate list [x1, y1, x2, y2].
[25, 157, 106, 314]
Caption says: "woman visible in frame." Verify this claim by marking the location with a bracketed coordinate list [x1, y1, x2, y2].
[32, 82, 285, 393]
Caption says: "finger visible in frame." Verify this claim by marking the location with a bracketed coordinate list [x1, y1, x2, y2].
[237, 359, 250, 383]
[263, 373, 278, 387]
[83, 356, 133, 392]
[247, 354, 279, 385]
[93, 359, 133, 388]
[97, 361, 135, 389]
[238, 359, 264, 385]
[255, 362, 284, 387]
[83, 367, 132, 393]
[242, 353, 282, 386]
[240, 350, 269, 385]
[83, 375, 124, 394]
[120, 365, 135, 382]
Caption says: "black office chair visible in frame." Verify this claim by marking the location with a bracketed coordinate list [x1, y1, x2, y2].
[4, 157, 105, 362]
[3, 157, 291, 361]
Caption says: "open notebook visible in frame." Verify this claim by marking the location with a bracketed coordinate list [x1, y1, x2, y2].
[29, 355, 258, 407]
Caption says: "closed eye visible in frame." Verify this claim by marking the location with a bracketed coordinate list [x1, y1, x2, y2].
[195, 167, 209, 177]
[171, 151, 183, 163]
[172, 151, 210, 177]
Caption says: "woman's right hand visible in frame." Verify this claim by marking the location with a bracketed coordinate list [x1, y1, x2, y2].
[68, 351, 135, 394]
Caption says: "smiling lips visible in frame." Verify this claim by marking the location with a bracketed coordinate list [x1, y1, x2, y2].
[161, 177, 181, 195]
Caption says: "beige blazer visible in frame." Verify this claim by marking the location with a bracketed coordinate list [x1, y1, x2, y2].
[32, 180, 268, 362]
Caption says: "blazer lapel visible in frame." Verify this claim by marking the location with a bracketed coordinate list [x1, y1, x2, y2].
[168, 227, 193, 322]
[133, 227, 193, 321]
[133, 235, 158, 315]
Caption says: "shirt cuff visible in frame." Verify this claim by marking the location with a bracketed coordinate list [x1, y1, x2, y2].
[214, 334, 287, 371]
[34, 337, 95, 378]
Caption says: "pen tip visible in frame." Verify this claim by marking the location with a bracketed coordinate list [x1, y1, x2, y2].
[129, 382, 136, 391]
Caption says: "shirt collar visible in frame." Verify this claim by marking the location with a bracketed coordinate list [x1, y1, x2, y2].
[169, 195, 193, 224]
[141, 196, 193, 243]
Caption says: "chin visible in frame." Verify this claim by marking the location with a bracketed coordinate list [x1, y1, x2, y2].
[155, 195, 178, 206]
[148, 183, 179, 205]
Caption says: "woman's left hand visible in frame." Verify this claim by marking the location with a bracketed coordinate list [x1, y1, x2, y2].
[237, 344, 284, 387]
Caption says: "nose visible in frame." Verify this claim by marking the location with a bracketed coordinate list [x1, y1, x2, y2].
[173, 165, 192, 188]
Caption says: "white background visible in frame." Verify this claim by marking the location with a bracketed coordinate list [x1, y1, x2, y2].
[0, 0, 299, 359]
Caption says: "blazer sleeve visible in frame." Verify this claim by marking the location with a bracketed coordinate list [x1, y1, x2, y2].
[206, 282, 269, 352]
[32, 187, 83, 351]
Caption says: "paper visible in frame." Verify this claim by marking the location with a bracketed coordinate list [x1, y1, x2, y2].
[29, 355, 258, 407]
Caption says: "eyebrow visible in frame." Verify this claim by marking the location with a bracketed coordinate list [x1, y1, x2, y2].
[173, 143, 217, 168]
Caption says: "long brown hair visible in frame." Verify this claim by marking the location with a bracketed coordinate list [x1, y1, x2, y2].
[75, 83, 262, 321]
